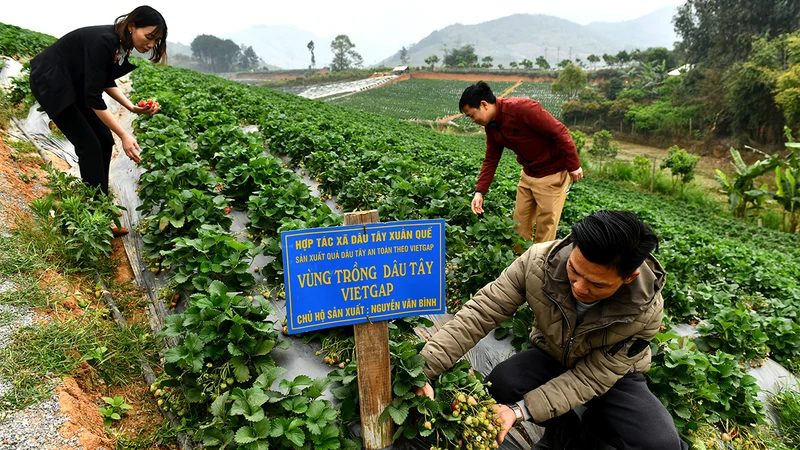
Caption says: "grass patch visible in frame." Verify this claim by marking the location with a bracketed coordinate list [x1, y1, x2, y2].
[583, 155, 726, 214]
[0, 217, 160, 411]
[770, 387, 800, 448]
[0, 308, 15, 327]
[0, 309, 158, 409]
[112, 418, 185, 450]
[6, 138, 37, 154]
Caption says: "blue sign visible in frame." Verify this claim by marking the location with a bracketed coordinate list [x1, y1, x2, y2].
[281, 219, 446, 334]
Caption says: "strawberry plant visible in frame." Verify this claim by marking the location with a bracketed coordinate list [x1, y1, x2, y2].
[221, 156, 295, 204]
[160, 225, 261, 293]
[160, 280, 283, 386]
[695, 302, 771, 360]
[197, 370, 358, 450]
[648, 332, 765, 432]
[192, 111, 239, 134]
[383, 347, 503, 450]
[137, 161, 221, 213]
[140, 189, 233, 260]
[138, 140, 197, 173]
[196, 125, 263, 163]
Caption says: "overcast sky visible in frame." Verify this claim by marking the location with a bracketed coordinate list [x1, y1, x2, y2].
[4, 0, 685, 63]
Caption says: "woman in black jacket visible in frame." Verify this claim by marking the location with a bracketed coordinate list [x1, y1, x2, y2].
[29, 6, 167, 201]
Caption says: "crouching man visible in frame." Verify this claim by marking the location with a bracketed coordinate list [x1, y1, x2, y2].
[415, 210, 688, 450]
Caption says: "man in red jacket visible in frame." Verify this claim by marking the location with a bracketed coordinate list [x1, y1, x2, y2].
[461, 81, 583, 243]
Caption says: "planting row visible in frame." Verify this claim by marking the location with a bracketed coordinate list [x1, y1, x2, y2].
[128, 60, 800, 447]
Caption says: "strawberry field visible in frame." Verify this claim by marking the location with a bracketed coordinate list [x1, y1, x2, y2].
[328, 79, 568, 133]
[118, 59, 800, 449]
[329, 79, 515, 123]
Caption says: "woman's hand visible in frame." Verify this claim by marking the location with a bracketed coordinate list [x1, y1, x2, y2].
[131, 103, 160, 115]
[121, 133, 142, 163]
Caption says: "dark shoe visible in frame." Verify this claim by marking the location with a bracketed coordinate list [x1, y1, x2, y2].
[111, 226, 129, 237]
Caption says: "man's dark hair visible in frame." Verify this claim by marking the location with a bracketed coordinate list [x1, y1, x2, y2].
[459, 81, 496, 111]
[571, 210, 659, 277]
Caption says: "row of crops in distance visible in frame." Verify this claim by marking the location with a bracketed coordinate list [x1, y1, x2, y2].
[329, 78, 514, 123]
[128, 59, 800, 449]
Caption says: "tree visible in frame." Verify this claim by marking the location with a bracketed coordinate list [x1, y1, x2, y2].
[519, 58, 533, 70]
[307, 40, 316, 68]
[443, 44, 478, 67]
[674, 0, 800, 66]
[660, 145, 701, 198]
[509, 61, 519, 69]
[775, 65, 800, 130]
[616, 50, 631, 66]
[535, 56, 550, 70]
[587, 54, 600, 69]
[557, 59, 572, 69]
[330, 35, 362, 71]
[600, 77, 624, 100]
[552, 64, 588, 99]
[399, 46, 410, 65]
[588, 130, 619, 172]
[239, 45, 260, 71]
[602, 53, 618, 67]
[424, 54, 439, 71]
[630, 47, 675, 71]
[190, 34, 242, 73]
[481, 56, 494, 68]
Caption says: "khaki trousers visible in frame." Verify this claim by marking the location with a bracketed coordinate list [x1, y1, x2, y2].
[513, 170, 570, 243]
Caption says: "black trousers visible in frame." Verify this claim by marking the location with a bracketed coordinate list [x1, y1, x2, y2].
[50, 103, 114, 195]
[486, 346, 688, 450]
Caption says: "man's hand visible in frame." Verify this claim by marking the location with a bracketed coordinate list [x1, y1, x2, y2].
[569, 167, 584, 183]
[490, 404, 517, 444]
[471, 192, 485, 214]
[121, 133, 142, 163]
[412, 382, 434, 399]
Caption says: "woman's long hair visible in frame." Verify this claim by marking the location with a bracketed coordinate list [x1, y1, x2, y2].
[114, 5, 168, 63]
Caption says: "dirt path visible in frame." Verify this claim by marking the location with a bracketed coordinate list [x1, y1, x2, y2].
[610, 139, 729, 192]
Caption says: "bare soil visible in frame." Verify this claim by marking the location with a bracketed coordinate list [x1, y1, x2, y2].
[0, 133, 169, 448]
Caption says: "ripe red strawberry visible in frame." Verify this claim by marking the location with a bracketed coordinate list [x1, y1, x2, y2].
[138, 100, 146, 107]
[225, 207, 231, 214]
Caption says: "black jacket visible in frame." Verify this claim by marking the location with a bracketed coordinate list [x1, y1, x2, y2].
[29, 25, 137, 117]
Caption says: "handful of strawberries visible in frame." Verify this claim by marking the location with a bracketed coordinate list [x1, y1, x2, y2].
[137, 98, 161, 110]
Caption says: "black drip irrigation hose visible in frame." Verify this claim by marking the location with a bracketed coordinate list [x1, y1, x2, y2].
[94, 274, 193, 450]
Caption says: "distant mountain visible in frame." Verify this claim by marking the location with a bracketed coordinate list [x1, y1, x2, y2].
[586, 6, 678, 50]
[378, 7, 678, 67]
[168, 41, 192, 56]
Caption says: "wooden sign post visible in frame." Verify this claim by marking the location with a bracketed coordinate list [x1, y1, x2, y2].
[344, 210, 394, 449]
[280, 212, 447, 450]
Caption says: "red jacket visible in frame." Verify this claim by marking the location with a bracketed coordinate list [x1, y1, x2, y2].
[475, 97, 580, 194]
